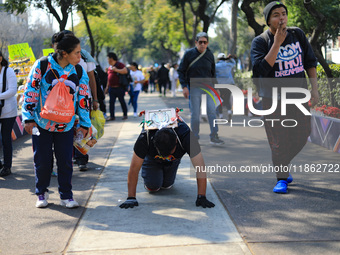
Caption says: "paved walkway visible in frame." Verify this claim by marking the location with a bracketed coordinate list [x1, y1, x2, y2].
[65, 93, 251, 254]
[1, 92, 339, 255]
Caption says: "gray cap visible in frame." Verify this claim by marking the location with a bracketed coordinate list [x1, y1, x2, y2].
[263, 1, 288, 25]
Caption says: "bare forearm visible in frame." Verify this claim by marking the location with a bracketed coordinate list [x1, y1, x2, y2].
[191, 152, 208, 196]
[127, 152, 144, 197]
[306, 67, 318, 90]
[264, 42, 281, 67]
[127, 171, 138, 197]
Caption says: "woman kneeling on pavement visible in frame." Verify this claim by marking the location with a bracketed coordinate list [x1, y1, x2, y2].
[22, 32, 91, 208]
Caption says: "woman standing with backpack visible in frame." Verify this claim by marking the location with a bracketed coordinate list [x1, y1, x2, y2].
[22, 32, 91, 208]
[0, 51, 17, 177]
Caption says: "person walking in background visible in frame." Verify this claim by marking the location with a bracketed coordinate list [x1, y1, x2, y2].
[177, 32, 224, 145]
[215, 53, 236, 121]
[251, 1, 319, 194]
[128, 62, 145, 117]
[148, 66, 156, 93]
[169, 63, 179, 97]
[0, 51, 18, 177]
[22, 32, 91, 208]
[104, 52, 128, 120]
[156, 63, 170, 97]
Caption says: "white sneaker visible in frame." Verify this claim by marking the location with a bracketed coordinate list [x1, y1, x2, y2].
[219, 113, 223, 118]
[133, 112, 138, 117]
[60, 198, 79, 208]
[36, 192, 49, 208]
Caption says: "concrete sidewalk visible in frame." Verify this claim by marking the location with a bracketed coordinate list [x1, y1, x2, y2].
[65, 94, 252, 254]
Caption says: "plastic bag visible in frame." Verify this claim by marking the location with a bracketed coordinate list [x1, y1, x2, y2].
[40, 81, 74, 123]
[90, 110, 105, 139]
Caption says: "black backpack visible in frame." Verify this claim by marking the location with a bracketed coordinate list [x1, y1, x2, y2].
[117, 65, 133, 91]
[80, 52, 106, 99]
[95, 65, 107, 100]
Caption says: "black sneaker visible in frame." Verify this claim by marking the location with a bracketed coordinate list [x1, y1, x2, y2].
[210, 135, 224, 145]
[0, 167, 12, 177]
[78, 163, 88, 171]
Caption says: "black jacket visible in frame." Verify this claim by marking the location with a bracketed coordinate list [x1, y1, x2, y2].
[178, 47, 215, 88]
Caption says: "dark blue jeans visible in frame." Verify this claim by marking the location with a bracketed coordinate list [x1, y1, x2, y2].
[128, 85, 140, 113]
[32, 127, 74, 199]
[109, 87, 127, 118]
[0, 117, 16, 168]
[141, 156, 181, 190]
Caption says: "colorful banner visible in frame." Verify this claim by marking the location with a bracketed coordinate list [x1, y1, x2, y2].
[43, 48, 55, 56]
[8, 43, 35, 61]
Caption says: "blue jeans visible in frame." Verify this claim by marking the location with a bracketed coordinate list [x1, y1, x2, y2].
[141, 157, 181, 190]
[32, 127, 74, 199]
[189, 87, 218, 139]
[0, 117, 16, 168]
[109, 87, 127, 117]
[129, 86, 140, 113]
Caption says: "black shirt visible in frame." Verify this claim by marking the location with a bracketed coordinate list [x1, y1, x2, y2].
[178, 47, 215, 88]
[134, 121, 201, 163]
[251, 28, 317, 98]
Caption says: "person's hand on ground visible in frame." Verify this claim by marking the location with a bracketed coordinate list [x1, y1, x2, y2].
[195, 195, 215, 208]
[119, 197, 139, 209]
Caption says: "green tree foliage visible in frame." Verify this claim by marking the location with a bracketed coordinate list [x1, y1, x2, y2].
[75, 0, 187, 65]
[142, 0, 187, 63]
[4, 0, 105, 31]
[168, 0, 228, 46]
[286, 0, 340, 45]
[74, 0, 137, 62]
[208, 17, 231, 54]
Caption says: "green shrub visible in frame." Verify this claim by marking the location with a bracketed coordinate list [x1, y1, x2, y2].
[315, 64, 340, 107]
[234, 70, 255, 91]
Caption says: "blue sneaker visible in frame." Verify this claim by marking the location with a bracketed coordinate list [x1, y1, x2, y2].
[273, 180, 288, 194]
[287, 173, 293, 184]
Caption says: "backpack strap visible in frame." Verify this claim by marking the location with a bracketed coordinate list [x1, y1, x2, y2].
[75, 64, 83, 81]
[260, 28, 304, 51]
[39, 56, 82, 81]
[185, 49, 207, 78]
[40, 56, 49, 77]
[171, 127, 184, 150]
[1, 66, 8, 109]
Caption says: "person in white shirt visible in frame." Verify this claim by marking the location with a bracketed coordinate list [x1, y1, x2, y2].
[128, 62, 145, 117]
[169, 63, 179, 97]
[0, 51, 18, 177]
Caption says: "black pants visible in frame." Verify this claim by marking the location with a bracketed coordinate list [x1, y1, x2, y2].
[109, 87, 127, 117]
[0, 117, 16, 168]
[262, 98, 311, 179]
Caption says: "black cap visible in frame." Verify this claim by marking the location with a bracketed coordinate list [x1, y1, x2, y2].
[263, 1, 288, 25]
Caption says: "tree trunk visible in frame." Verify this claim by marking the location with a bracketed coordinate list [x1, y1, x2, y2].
[180, 4, 194, 46]
[82, 10, 95, 57]
[45, 0, 69, 31]
[230, 0, 239, 55]
[241, 0, 264, 36]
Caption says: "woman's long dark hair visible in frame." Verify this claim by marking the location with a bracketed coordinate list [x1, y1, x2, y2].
[0, 51, 9, 67]
[53, 31, 80, 60]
